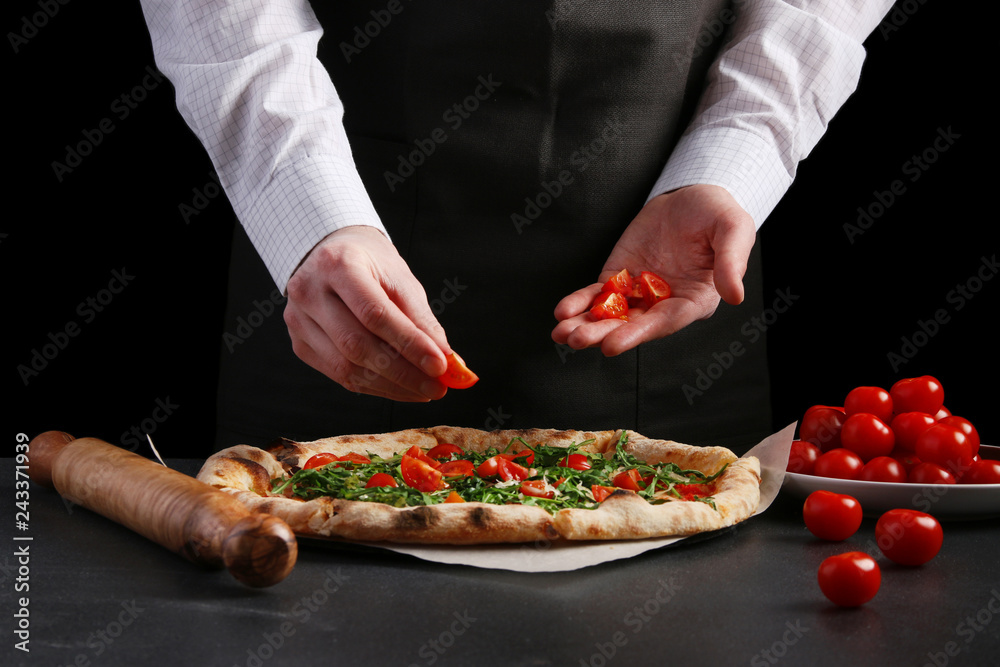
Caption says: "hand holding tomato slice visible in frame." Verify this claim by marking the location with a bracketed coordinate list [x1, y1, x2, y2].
[437, 352, 479, 389]
[551, 184, 756, 356]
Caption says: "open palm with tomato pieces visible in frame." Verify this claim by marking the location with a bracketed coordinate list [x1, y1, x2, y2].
[551, 184, 758, 356]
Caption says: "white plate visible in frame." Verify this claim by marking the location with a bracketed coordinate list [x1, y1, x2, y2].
[781, 445, 1000, 520]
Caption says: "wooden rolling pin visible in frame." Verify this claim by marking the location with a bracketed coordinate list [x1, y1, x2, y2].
[28, 431, 297, 588]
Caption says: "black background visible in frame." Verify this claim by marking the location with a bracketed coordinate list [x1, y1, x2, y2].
[6, 2, 993, 459]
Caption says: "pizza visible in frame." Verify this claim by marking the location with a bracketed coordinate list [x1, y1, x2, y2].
[196, 426, 761, 544]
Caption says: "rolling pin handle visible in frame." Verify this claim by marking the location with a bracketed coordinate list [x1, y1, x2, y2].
[27, 430, 76, 489]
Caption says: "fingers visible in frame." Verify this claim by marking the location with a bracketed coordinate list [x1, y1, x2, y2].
[711, 212, 756, 306]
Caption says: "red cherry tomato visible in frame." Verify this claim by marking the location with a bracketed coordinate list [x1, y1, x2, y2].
[875, 509, 943, 566]
[858, 456, 907, 483]
[365, 472, 398, 488]
[497, 457, 530, 482]
[501, 450, 535, 466]
[475, 456, 502, 478]
[559, 453, 592, 471]
[400, 455, 444, 492]
[637, 270, 671, 308]
[933, 405, 952, 421]
[844, 386, 894, 424]
[787, 440, 822, 475]
[404, 445, 439, 468]
[427, 443, 463, 460]
[438, 352, 479, 389]
[840, 413, 895, 462]
[817, 552, 881, 607]
[937, 416, 980, 459]
[602, 269, 633, 296]
[799, 407, 847, 452]
[591, 485, 618, 502]
[889, 376, 944, 415]
[961, 459, 1000, 484]
[336, 452, 372, 466]
[590, 291, 629, 321]
[437, 460, 474, 478]
[520, 480, 555, 499]
[890, 448, 922, 476]
[890, 412, 936, 452]
[908, 462, 957, 485]
[303, 453, 340, 469]
[802, 490, 863, 541]
[813, 448, 864, 480]
[443, 490, 466, 503]
[613, 469, 647, 491]
[915, 424, 973, 471]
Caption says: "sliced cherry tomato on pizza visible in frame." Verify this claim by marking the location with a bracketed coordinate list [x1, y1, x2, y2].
[817, 552, 881, 607]
[400, 454, 445, 492]
[437, 460, 475, 478]
[498, 457, 530, 482]
[520, 480, 555, 499]
[875, 509, 943, 566]
[802, 490, 863, 541]
[336, 452, 372, 466]
[438, 352, 479, 389]
[673, 484, 710, 501]
[475, 456, 502, 478]
[443, 490, 466, 503]
[889, 375, 944, 415]
[844, 386, 894, 424]
[591, 485, 619, 502]
[427, 443, 464, 460]
[602, 269, 633, 296]
[365, 472, 398, 488]
[612, 469, 647, 491]
[589, 291, 629, 321]
[559, 453, 592, 471]
[404, 445, 440, 468]
[637, 271, 671, 308]
[502, 450, 535, 466]
[303, 453, 340, 470]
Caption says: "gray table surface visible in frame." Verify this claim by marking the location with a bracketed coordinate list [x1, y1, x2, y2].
[3, 459, 998, 667]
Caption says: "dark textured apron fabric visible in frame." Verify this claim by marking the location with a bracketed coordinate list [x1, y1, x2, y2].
[215, 1, 773, 455]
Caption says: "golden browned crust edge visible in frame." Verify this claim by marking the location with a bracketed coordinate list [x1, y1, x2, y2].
[197, 427, 760, 544]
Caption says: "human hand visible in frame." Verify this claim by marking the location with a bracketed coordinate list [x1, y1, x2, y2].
[283, 225, 451, 401]
[551, 184, 757, 356]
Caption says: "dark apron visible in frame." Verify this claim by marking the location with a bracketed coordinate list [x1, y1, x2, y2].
[215, 1, 772, 455]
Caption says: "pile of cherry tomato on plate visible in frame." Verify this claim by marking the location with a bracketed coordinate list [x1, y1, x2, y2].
[802, 490, 943, 607]
[787, 375, 1000, 484]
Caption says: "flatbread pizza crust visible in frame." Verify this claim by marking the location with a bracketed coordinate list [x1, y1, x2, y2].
[196, 427, 761, 544]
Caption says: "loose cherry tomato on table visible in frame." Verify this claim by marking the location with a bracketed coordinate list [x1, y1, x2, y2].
[303, 453, 340, 469]
[401, 454, 444, 492]
[915, 424, 973, 471]
[890, 412, 936, 452]
[787, 440, 822, 474]
[844, 386, 894, 424]
[961, 459, 1000, 484]
[817, 552, 881, 607]
[438, 352, 479, 389]
[890, 375, 945, 415]
[799, 407, 847, 452]
[840, 413, 895, 462]
[874, 509, 943, 566]
[365, 472, 398, 488]
[858, 456, 907, 483]
[908, 462, 957, 485]
[813, 448, 864, 480]
[802, 490, 863, 541]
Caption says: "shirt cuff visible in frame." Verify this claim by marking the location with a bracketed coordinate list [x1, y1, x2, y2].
[240, 154, 386, 293]
[647, 126, 793, 230]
